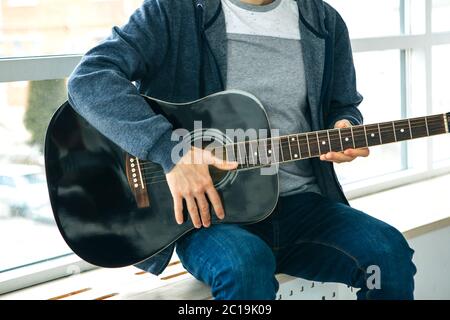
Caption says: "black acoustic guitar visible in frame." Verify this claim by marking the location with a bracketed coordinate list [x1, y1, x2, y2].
[44, 90, 450, 268]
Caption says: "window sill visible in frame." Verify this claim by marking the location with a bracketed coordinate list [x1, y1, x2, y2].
[0, 254, 95, 295]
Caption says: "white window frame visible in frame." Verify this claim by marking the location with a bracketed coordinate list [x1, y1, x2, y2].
[1, 0, 450, 295]
[343, 0, 450, 198]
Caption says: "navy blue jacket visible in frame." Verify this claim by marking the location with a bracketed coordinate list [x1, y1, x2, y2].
[67, 0, 363, 275]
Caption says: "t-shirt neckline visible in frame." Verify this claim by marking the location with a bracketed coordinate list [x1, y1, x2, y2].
[226, 0, 283, 12]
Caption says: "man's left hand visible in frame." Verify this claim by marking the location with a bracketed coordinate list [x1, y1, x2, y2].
[319, 119, 370, 163]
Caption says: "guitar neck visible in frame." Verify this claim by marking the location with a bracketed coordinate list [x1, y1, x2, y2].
[229, 113, 450, 169]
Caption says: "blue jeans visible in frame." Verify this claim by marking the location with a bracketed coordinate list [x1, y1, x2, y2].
[176, 192, 416, 300]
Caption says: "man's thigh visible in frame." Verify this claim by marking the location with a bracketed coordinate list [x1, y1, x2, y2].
[276, 194, 414, 288]
[176, 224, 276, 283]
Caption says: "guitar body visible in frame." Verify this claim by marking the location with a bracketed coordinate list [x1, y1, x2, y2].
[45, 90, 279, 268]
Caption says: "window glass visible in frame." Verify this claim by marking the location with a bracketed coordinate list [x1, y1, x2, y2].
[433, 0, 450, 32]
[432, 45, 450, 163]
[0, 79, 71, 272]
[326, 0, 402, 38]
[335, 50, 405, 184]
[0, 0, 143, 57]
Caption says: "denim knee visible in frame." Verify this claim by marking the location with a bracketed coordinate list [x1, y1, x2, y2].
[362, 225, 416, 299]
[211, 237, 278, 300]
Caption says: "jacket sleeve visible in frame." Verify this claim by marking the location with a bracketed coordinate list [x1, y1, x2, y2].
[325, 11, 364, 129]
[67, 0, 178, 173]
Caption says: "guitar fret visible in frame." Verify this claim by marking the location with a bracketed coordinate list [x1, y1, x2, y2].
[268, 137, 279, 164]
[234, 143, 240, 165]
[363, 125, 369, 147]
[376, 124, 382, 144]
[247, 141, 253, 165]
[287, 136, 293, 159]
[317, 131, 331, 154]
[427, 115, 447, 135]
[238, 142, 248, 168]
[298, 134, 310, 158]
[365, 124, 382, 146]
[268, 138, 277, 164]
[328, 129, 342, 152]
[245, 140, 251, 167]
[235, 143, 242, 169]
[223, 113, 450, 169]
[296, 134, 302, 158]
[393, 120, 412, 142]
[244, 142, 250, 167]
[352, 126, 367, 148]
[379, 122, 396, 144]
[409, 117, 428, 139]
[316, 132, 321, 154]
[278, 137, 286, 162]
[225, 113, 450, 168]
[350, 127, 356, 148]
[254, 140, 261, 165]
[258, 139, 268, 165]
[340, 127, 354, 150]
[264, 138, 271, 165]
[248, 141, 256, 166]
[305, 134, 312, 157]
[338, 128, 344, 151]
[392, 122, 398, 142]
[278, 137, 288, 162]
[307, 133, 320, 156]
[289, 135, 301, 159]
[407, 119, 413, 139]
[327, 130, 332, 151]
[425, 117, 430, 136]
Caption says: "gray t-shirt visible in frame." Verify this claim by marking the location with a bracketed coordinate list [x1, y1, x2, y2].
[222, 0, 321, 196]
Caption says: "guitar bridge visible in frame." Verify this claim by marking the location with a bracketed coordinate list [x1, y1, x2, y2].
[125, 154, 150, 208]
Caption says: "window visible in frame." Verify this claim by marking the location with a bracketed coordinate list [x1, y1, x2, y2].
[0, 0, 143, 57]
[335, 50, 405, 184]
[326, 0, 450, 191]
[7, 0, 39, 7]
[432, 44, 450, 163]
[327, 0, 402, 38]
[433, 0, 450, 32]
[0, 79, 71, 272]
[2, 0, 450, 294]
[0, 176, 16, 187]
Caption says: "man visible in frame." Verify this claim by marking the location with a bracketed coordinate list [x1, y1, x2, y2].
[67, 0, 416, 299]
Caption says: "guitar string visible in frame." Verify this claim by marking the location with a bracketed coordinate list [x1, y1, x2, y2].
[136, 118, 447, 185]
[133, 125, 448, 186]
[141, 116, 446, 173]
[137, 117, 446, 176]
[143, 115, 446, 164]
[140, 116, 445, 171]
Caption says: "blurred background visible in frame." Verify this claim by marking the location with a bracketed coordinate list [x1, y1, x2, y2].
[0, 0, 449, 297]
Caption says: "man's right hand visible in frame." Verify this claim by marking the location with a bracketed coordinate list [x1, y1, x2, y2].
[166, 147, 238, 228]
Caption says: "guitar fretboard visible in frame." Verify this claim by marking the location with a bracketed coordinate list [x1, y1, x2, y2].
[220, 113, 450, 169]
